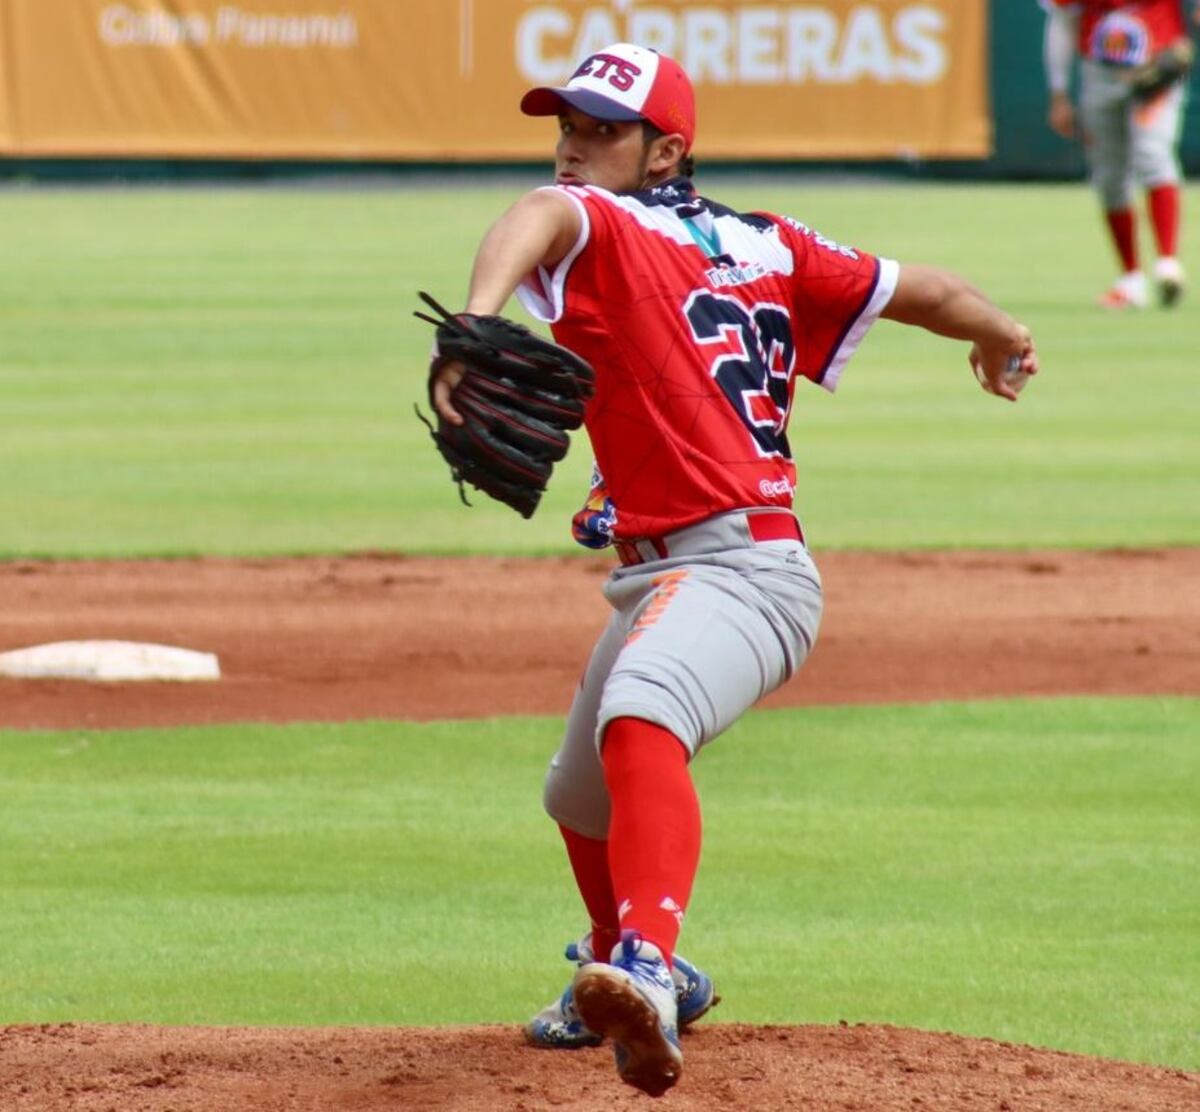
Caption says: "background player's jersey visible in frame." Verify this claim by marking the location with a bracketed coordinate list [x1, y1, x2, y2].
[1048, 1, 1188, 62]
[517, 178, 898, 539]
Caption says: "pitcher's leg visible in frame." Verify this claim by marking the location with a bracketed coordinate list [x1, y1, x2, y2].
[545, 613, 626, 960]
[601, 717, 701, 963]
[572, 718, 695, 1097]
[558, 825, 620, 962]
[525, 613, 629, 1051]
[599, 555, 821, 751]
[542, 612, 626, 840]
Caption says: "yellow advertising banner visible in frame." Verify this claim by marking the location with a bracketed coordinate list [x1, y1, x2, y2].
[0, 0, 990, 160]
[5, 0, 420, 157]
[0, 10, 11, 149]
[478, 0, 992, 159]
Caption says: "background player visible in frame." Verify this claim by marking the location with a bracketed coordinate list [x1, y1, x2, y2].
[1044, 0, 1200, 308]
[430, 42, 1039, 1097]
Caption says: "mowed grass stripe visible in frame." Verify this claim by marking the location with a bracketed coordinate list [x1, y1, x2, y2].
[0, 184, 1197, 556]
[1, 697, 1195, 1068]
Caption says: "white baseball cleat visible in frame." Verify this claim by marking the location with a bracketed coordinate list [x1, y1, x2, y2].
[525, 933, 717, 1050]
[572, 935, 682, 1097]
[1154, 257, 1186, 308]
[1098, 270, 1148, 310]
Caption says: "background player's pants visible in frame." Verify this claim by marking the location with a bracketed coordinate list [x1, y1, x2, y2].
[543, 510, 823, 840]
[1080, 60, 1186, 211]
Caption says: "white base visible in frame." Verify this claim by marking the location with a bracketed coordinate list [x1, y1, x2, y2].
[0, 640, 220, 682]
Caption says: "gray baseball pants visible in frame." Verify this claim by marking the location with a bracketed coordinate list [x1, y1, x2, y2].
[543, 509, 823, 840]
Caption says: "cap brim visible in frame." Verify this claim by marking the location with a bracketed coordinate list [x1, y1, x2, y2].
[520, 86, 645, 122]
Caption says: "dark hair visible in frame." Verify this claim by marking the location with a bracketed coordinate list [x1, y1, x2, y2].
[641, 121, 695, 179]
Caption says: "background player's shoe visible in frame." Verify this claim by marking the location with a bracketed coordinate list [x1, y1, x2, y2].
[572, 935, 683, 1097]
[1154, 257, 1186, 307]
[1098, 270, 1148, 310]
[524, 933, 718, 1049]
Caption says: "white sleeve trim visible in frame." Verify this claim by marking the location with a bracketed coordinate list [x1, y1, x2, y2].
[515, 187, 591, 323]
[820, 257, 899, 393]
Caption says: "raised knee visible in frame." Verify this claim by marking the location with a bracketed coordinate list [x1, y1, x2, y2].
[543, 764, 609, 840]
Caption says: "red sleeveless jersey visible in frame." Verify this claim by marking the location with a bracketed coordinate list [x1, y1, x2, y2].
[1049, 1, 1188, 61]
[517, 178, 898, 539]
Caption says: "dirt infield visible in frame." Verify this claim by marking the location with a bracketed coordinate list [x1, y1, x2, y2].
[1, 550, 1198, 1109]
[1, 548, 1197, 729]
[2, 1022, 1197, 1111]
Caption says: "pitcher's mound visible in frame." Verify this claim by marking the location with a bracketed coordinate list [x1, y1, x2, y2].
[1, 1021, 1195, 1110]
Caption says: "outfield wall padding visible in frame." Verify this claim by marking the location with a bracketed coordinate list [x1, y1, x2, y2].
[0, 1, 1197, 175]
[0, 0, 989, 161]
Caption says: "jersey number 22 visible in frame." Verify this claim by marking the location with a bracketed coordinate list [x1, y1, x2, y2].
[683, 290, 795, 459]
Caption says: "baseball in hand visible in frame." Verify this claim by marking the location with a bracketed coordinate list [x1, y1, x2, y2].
[1002, 354, 1031, 394]
[974, 355, 1031, 396]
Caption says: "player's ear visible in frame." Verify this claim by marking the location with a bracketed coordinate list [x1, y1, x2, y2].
[648, 132, 687, 176]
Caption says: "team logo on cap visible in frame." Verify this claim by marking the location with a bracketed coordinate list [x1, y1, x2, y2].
[520, 41, 695, 151]
[572, 52, 643, 92]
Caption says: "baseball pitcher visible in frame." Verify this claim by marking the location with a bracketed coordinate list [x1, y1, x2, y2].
[422, 42, 1039, 1097]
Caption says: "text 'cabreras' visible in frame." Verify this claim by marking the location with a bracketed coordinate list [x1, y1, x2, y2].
[517, 3, 949, 86]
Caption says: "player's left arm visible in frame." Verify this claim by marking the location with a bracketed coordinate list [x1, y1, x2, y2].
[881, 264, 1039, 402]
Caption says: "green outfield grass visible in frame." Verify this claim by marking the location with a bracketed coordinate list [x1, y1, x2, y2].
[0, 182, 1197, 558]
[1, 697, 1196, 1068]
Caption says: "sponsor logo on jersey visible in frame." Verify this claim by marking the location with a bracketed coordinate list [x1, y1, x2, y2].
[649, 180, 694, 206]
[1090, 13, 1150, 67]
[706, 259, 769, 288]
[759, 477, 794, 498]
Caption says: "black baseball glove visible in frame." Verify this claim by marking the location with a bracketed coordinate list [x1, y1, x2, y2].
[1128, 39, 1194, 102]
[414, 291, 595, 519]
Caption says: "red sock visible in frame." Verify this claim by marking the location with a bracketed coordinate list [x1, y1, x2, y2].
[1147, 184, 1181, 258]
[558, 824, 620, 962]
[601, 717, 702, 965]
[1105, 207, 1139, 272]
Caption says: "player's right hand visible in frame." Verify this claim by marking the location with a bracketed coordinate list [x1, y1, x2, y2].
[431, 360, 466, 426]
[1048, 93, 1076, 140]
[969, 326, 1038, 403]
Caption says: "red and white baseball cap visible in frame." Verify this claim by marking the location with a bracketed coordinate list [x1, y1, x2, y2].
[520, 42, 696, 151]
